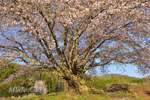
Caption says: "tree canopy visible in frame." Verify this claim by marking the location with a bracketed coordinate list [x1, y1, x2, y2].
[0, 0, 150, 93]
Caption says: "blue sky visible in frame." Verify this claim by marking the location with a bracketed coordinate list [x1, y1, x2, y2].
[105, 64, 149, 78]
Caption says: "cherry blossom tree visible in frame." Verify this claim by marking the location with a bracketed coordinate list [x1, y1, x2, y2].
[0, 0, 150, 93]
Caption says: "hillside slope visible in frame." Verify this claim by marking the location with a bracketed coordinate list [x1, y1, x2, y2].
[0, 64, 150, 100]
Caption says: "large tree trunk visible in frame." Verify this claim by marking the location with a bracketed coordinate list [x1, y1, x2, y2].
[53, 67, 105, 94]
[64, 75, 89, 93]
[63, 74, 105, 95]
[53, 66, 90, 93]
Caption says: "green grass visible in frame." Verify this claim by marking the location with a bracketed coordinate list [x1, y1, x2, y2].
[6, 92, 112, 100]
[5, 91, 150, 100]
[6, 91, 149, 100]
[87, 76, 119, 90]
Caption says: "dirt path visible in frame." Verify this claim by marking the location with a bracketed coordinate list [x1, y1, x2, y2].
[112, 97, 138, 100]
[129, 85, 150, 98]
[107, 92, 138, 100]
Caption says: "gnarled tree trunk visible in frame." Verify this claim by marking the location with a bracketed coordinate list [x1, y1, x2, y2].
[54, 68, 88, 93]
[62, 73, 105, 95]
[64, 75, 89, 93]
[52, 65, 105, 94]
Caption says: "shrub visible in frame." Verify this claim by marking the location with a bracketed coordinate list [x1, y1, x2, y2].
[0, 63, 19, 82]
[130, 78, 144, 84]
[0, 78, 33, 97]
[37, 72, 57, 93]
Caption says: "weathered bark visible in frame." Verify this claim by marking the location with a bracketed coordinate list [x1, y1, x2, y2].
[63, 74, 106, 95]
[57, 69, 84, 92]
[59, 70, 105, 94]
[64, 75, 89, 93]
